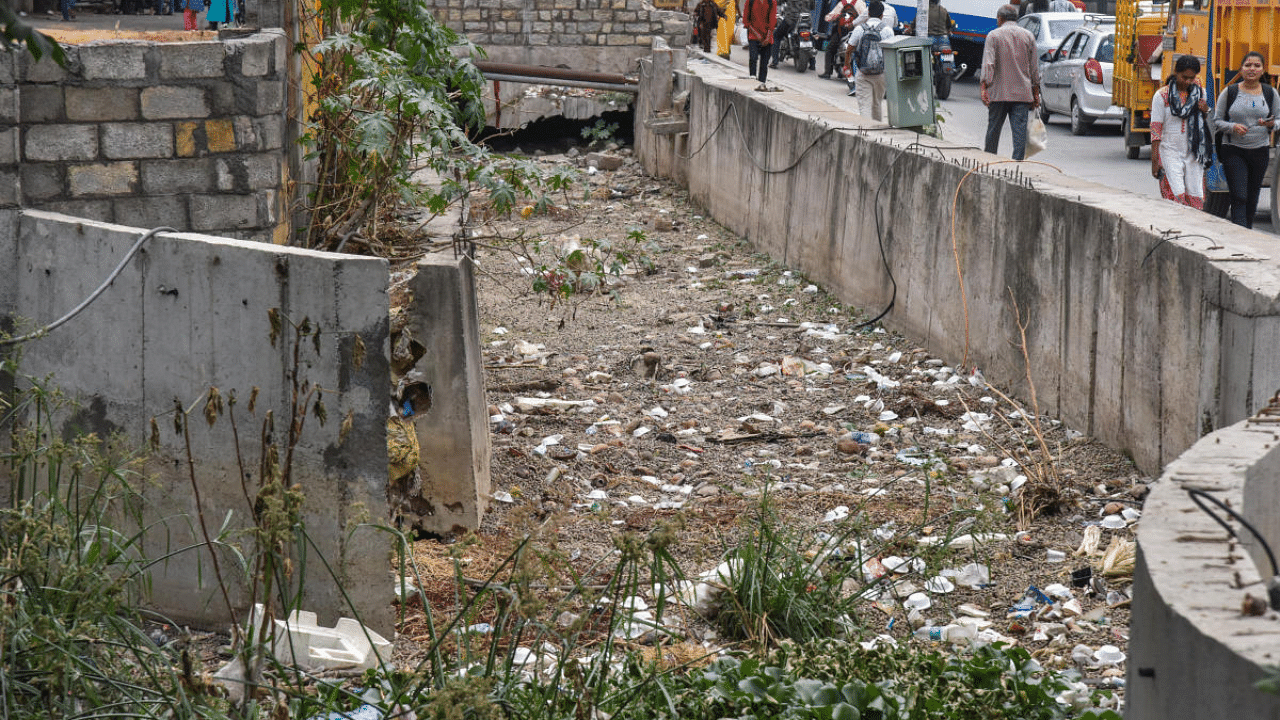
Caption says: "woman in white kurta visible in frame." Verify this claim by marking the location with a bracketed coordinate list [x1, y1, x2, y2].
[1149, 55, 1212, 209]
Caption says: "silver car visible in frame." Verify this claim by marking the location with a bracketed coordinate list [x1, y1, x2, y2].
[1016, 12, 1088, 58]
[1037, 19, 1123, 135]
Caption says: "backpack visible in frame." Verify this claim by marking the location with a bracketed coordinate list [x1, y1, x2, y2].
[856, 20, 885, 75]
[1214, 82, 1278, 154]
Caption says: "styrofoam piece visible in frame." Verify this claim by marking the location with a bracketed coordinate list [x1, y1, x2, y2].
[251, 603, 392, 671]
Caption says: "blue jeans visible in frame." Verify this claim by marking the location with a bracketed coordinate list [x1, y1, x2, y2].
[985, 101, 1030, 161]
[748, 39, 770, 83]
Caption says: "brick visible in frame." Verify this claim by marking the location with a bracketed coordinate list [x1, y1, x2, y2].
[65, 87, 141, 122]
[0, 53, 15, 85]
[251, 115, 283, 150]
[204, 118, 235, 152]
[20, 85, 63, 123]
[208, 81, 237, 115]
[0, 169, 17, 206]
[159, 42, 226, 79]
[271, 34, 286, 77]
[141, 158, 215, 194]
[20, 51, 72, 83]
[255, 80, 283, 114]
[215, 154, 281, 191]
[80, 44, 148, 81]
[33, 199, 113, 223]
[20, 164, 63, 201]
[175, 121, 198, 156]
[102, 123, 174, 159]
[141, 86, 210, 120]
[190, 192, 258, 230]
[232, 38, 271, 77]
[68, 162, 139, 196]
[0, 127, 16, 165]
[24, 124, 98, 162]
[113, 194, 188, 230]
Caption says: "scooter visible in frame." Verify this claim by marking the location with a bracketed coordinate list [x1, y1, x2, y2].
[930, 36, 966, 100]
[774, 11, 815, 73]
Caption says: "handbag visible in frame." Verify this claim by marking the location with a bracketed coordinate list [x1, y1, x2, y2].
[1205, 152, 1229, 194]
[1026, 115, 1048, 158]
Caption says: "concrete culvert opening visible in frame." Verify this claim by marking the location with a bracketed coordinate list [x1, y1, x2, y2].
[480, 109, 636, 155]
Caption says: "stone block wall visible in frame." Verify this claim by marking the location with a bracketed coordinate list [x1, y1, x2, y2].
[422, 0, 691, 74]
[5, 32, 289, 243]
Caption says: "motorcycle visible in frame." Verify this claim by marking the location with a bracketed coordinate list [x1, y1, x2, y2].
[930, 36, 966, 100]
[774, 10, 815, 73]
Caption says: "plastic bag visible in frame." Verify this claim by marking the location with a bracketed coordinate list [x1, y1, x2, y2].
[735, 24, 747, 47]
[1026, 115, 1048, 158]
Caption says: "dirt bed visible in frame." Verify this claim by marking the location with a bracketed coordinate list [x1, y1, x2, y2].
[395, 143, 1147, 704]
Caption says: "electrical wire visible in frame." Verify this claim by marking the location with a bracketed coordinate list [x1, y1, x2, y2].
[0, 226, 175, 347]
[1141, 233, 1226, 265]
[1187, 487, 1280, 579]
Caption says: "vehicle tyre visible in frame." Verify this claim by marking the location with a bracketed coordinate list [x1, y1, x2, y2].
[1204, 191, 1230, 218]
[1122, 117, 1141, 159]
[935, 71, 951, 100]
[795, 48, 809, 73]
[1039, 101, 1051, 124]
[1070, 98, 1093, 136]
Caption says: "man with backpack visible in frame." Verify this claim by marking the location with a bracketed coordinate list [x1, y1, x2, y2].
[846, 0, 893, 117]
[981, 4, 1040, 160]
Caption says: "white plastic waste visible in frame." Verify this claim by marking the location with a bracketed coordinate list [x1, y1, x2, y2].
[248, 603, 391, 672]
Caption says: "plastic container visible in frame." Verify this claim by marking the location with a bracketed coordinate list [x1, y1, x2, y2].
[913, 624, 976, 642]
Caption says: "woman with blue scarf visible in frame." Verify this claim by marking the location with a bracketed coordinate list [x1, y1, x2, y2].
[1150, 55, 1212, 209]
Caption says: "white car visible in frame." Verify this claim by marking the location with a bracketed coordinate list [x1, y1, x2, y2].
[1016, 11, 1088, 58]
[1037, 19, 1124, 135]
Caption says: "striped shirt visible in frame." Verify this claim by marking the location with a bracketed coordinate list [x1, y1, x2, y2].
[981, 22, 1039, 103]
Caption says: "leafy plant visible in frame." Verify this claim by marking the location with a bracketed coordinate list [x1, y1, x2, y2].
[581, 119, 620, 147]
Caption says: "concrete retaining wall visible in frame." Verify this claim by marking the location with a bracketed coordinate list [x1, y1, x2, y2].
[636, 53, 1280, 478]
[8, 32, 289, 244]
[1127, 414, 1280, 718]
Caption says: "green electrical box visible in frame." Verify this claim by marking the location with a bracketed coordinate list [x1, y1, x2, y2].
[881, 35, 935, 130]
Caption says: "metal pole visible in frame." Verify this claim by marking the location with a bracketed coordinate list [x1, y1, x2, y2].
[916, 0, 928, 36]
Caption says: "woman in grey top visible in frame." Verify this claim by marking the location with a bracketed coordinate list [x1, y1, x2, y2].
[1213, 52, 1278, 228]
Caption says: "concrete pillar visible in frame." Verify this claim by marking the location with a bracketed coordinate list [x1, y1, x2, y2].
[398, 253, 491, 535]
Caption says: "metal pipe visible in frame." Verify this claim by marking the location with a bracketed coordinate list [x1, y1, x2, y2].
[474, 60, 638, 86]
[481, 72, 639, 94]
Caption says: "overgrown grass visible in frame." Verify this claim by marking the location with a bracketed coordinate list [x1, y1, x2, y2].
[0, 345, 1116, 720]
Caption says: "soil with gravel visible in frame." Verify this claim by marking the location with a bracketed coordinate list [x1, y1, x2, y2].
[394, 139, 1147, 707]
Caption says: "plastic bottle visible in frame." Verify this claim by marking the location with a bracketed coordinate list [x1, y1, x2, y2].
[913, 624, 976, 642]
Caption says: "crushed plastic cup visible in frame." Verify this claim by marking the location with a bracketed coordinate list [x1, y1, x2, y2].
[1071, 644, 1095, 665]
[1042, 583, 1072, 599]
[1046, 549, 1066, 563]
[1101, 514, 1127, 529]
[903, 592, 933, 610]
[924, 576, 955, 593]
[1094, 645, 1125, 665]
[1121, 507, 1141, 522]
[821, 505, 850, 523]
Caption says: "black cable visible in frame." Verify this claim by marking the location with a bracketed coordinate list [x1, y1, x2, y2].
[1187, 487, 1280, 579]
[0, 226, 175, 347]
[1142, 233, 1226, 266]
[857, 141, 933, 329]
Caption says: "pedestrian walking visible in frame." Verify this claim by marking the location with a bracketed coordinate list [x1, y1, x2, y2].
[716, 0, 738, 59]
[1213, 51, 1278, 228]
[694, 0, 727, 53]
[742, 0, 778, 88]
[847, 1, 892, 115]
[207, 0, 237, 28]
[180, 0, 204, 30]
[60, 0, 76, 20]
[981, 4, 1040, 160]
[1150, 55, 1212, 209]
